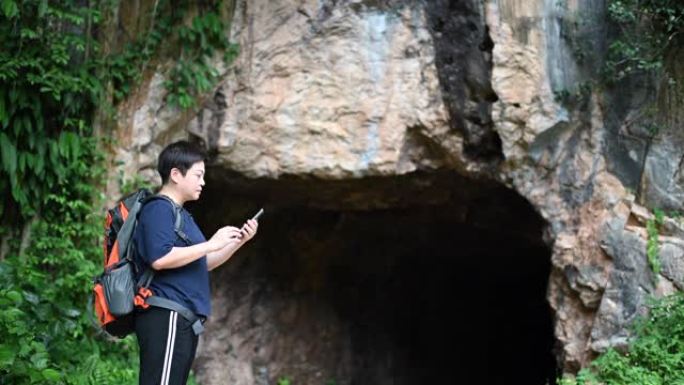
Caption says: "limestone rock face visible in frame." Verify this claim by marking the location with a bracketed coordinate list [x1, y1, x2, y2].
[102, 0, 684, 380]
[211, 0, 469, 179]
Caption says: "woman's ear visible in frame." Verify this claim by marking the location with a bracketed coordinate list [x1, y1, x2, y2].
[169, 167, 182, 184]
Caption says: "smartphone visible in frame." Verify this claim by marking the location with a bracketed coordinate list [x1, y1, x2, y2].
[238, 208, 264, 239]
[251, 208, 264, 221]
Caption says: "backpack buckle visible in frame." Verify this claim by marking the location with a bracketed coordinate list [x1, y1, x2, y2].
[134, 287, 153, 309]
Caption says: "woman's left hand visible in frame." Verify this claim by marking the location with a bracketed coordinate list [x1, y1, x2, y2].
[239, 219, 258, 242]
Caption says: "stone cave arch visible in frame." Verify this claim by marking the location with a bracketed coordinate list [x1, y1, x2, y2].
[191, 170, 556, 385]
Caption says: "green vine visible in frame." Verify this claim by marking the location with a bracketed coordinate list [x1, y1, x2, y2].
[0, 1, 103, 223]
[0, 0, 139, 382]
[646, 208, 665, 277]
[605, 0, 684, 82]
[0, 0, 233, 382]
[107, 0, 239, 109]
[118, 170, 154, 197]
[554, 1, 683, 108]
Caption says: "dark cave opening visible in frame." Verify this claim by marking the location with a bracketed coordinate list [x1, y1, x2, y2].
[192, 172, 556, 385]
[326, 209, 556, 385]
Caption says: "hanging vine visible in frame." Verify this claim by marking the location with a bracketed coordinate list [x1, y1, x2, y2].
[0, 0, 237, 383]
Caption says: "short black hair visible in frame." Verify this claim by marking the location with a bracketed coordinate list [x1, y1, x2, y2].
[157, 141, 206, 185]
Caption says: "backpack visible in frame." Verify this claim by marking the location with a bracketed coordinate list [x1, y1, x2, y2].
[92, 188, 188, 338]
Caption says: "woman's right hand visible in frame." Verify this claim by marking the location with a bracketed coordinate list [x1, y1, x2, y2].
[209, 226, 243, 251]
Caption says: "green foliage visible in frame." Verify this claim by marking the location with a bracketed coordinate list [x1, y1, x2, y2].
[105, 0, 179, 104]
[606, 0, 684, 82]
[1, 0, 235, 383]
[647, 208, 665, 277]
[107, 0, 239, 109]
[558, 369, 600, 385]
[166, 3, 239, 109]
[0, 0, 224, 385]
[1, 0, 235, 381]
[553, 81, 594, 107]
[0, 135, 140, 383]
[0, 0, 103, 222]
[118, 171, 154, 197]
[560, 293, 684, 385]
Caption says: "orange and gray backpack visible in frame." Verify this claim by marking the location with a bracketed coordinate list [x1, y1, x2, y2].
[93, 188, 192, 338]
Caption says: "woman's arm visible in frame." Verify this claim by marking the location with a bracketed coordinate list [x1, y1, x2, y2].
[206, 242, 240, 271]
[151, 241, 216, 270]
[151, 226, 239, 270]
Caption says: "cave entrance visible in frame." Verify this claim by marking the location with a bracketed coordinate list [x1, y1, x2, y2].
[192, 171, 556, 385]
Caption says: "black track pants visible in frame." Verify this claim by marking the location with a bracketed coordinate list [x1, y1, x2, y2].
[135, 307, 199, 385]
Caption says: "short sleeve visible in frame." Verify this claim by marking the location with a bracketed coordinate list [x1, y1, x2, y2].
[138, 200, 176, 263]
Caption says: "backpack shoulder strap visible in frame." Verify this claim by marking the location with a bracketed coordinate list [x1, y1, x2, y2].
[136, 194, 192, 290]
[141, 194, 192, 245]
[116, 189, 152, 263]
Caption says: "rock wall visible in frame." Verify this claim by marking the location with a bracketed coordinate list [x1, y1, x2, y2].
[102, 0, 684, 379]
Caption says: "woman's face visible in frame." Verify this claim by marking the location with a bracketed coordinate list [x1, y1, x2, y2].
[174, 161, 205, 202]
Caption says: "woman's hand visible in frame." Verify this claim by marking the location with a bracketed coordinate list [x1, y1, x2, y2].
[238, 219, 258, 243]
[209, 226, 243, 251]
[206, 220, 258, 271]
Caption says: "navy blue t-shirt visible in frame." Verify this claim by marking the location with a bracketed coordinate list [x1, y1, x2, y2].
[134, 199, 211, 318]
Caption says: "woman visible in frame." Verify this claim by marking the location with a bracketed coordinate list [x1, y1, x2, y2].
[133, 140, 258, 385]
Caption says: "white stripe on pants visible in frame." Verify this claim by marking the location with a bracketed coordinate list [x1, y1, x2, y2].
[135, 306, 200, 385]
[160, 311, 178, 385]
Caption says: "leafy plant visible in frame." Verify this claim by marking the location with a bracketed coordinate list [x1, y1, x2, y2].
[647, 208, 665, 277]
[605, 0, 684, 82]
[0, 1, 111, 379]
[0, 135, 141, 383]
[1, 0, 239, 382]
[119, 172, 154, 196]
[107, 0, 239, 109]
[165, 1, 239, 109]
[0, 0, 103, 223]
[560, 293, 684, 384]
